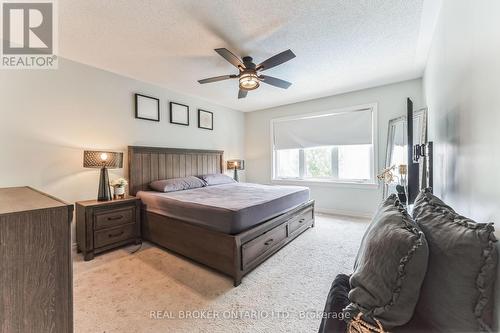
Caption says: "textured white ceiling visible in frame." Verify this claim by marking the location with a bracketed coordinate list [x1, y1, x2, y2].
[58, 0, 429, 112]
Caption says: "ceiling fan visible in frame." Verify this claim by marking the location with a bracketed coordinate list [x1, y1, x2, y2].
[198, 48, 296, 99]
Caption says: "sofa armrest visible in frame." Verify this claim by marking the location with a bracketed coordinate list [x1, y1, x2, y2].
[318, 274, 351, 333]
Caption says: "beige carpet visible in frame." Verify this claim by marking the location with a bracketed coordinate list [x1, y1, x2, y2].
[73, 214, 369, 333]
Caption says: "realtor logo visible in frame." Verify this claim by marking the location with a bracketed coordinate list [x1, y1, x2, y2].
[1, 0, 58, 69]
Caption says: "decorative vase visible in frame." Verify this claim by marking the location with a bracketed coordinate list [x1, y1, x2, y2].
[114, 186, 125, 199]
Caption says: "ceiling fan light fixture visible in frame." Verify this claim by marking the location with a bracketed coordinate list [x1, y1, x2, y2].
[239, 72, 260, 91]
[198, 48, 295, 98]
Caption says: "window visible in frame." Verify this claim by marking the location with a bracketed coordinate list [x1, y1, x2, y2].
[276, 149, 300, 178]
[271, 105, 377, 185]
[304, 146, 333, 178]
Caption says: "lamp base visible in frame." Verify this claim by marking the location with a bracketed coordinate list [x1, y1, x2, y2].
[98, 167, 112, 201]
[233, 168, 239, 182]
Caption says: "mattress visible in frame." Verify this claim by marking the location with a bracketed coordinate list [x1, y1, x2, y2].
[137, 182, 310, 234]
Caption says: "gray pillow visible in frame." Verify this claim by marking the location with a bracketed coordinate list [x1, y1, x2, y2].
[149, 176, 206, 193]
[412, 189, 498, 332]
[199, 173, 236, 186]
[344, 194, 428, 330]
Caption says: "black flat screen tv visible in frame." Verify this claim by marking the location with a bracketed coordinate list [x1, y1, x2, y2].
[407, 98, 419, 204]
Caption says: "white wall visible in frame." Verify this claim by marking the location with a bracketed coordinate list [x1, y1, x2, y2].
[423, 0, 500, 327]
[245, 79, 423, 216]
[0, 58, 245, 241]
[424, 0, 500, 226]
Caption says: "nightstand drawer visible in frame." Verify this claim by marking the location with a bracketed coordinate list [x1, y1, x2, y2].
[94, 223, 136, 248]
[94, 207, 134, 230]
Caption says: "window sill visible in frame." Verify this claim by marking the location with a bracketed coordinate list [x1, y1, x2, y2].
[271, 178, 379, 189]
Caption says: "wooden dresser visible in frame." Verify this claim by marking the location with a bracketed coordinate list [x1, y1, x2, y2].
[0, 187, 73, 333]
[75, 196, 141, 261]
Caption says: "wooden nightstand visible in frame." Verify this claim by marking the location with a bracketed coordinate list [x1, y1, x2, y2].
[76, 196, 141, 261]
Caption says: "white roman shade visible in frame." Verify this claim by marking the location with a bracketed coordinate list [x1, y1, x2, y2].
[273, 108, 373, 150]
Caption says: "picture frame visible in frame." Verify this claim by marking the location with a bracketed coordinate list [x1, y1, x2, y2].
[169, 102, 190, 126]
[135, 93, 160, 122]
[198, 109, 213, 130]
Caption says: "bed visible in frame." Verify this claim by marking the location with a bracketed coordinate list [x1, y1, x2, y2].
[128, 146, 315, 286]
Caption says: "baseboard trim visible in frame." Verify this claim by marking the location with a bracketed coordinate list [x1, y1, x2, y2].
[315, 207, 373, 219]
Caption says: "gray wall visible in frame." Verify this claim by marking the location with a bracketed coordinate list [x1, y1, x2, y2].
[424, 0, 500, 226]
[423, 0, 500, 326]
[245, 79, 423, 216]
[0, 58, 245, 241]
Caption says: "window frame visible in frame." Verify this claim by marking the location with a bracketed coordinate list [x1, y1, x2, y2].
[270, 103, 379, 188]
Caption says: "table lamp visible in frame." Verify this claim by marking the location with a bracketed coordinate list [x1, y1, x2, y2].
[83, 150, 123, 201]
[226, 159, 245, 182]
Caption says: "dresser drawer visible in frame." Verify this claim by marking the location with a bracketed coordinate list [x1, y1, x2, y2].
[288, 207, 314, 236]
[94, 223, 136, 249]
[94, 207, 134, 230]
[242, 223, 287, 270]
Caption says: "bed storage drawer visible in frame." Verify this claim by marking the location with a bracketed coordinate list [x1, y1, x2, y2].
[94, 223, 136, 248]
[242, 223, 287, 270]
[288, 207, 314, 236]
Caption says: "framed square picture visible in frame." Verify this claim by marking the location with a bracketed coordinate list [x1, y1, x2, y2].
[170, 102, 190, 126]
[135, 93, 160, 121]
[198, 109, 213, 130]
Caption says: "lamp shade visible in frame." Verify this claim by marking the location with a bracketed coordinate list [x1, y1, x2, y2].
[83, 151, 123, 169]
[227, 159, 245, 170]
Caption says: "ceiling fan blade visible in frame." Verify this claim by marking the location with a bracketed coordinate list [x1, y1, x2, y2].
[259, 75, 292, 89]
[238, 89, 248, 99]
[215, 48, 244, 69]
[257, 49, 296, 71]
[198, 75, 237, 84]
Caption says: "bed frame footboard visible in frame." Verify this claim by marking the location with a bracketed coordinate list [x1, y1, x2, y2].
[141, 200, 315, 286]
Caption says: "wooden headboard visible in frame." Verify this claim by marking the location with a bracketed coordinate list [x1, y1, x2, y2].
[128, 146, 224, 195]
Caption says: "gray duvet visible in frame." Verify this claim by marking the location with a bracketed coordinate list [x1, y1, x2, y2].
[137, 182, 310, 234]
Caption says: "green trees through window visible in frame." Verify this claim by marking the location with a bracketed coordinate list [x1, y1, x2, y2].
[275, 145, 372, 182]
